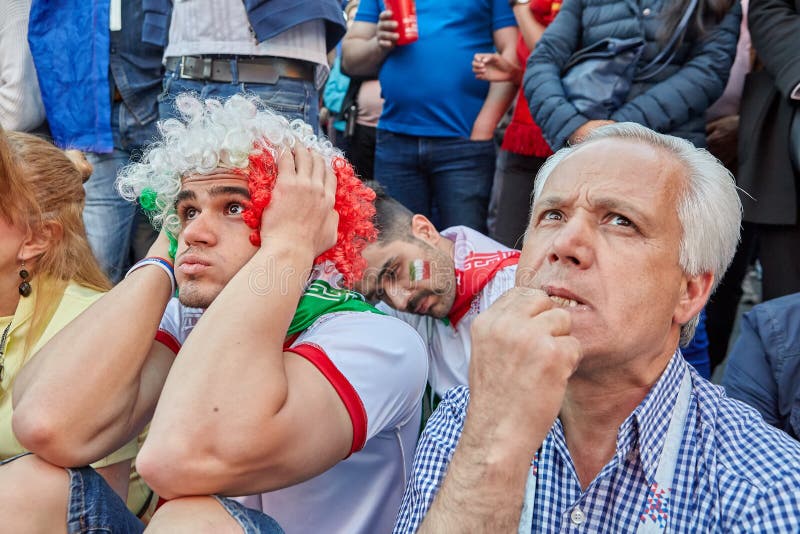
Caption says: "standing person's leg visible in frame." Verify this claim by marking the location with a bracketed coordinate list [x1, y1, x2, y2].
[374, 129, 431, 218]
[428, 137, 495, 233]
[758, 222, 800, 301]
[705, 222, 758, 371]
[83, 147, 137, 284]
[491, 150, 547, 248]
[348, 124, 377, 181]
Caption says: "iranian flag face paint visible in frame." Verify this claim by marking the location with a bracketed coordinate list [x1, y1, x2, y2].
[409, 259, 431, 282]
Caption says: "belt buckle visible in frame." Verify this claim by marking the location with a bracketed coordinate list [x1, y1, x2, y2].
[180, 57, 214, 80]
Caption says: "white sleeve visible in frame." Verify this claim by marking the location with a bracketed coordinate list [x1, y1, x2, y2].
[155, 299, 186, 354]
[0, 2, 46, 131]
[290, 312, 428, 448]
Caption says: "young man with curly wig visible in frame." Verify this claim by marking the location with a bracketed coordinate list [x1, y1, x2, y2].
[7, 93, 428, 533]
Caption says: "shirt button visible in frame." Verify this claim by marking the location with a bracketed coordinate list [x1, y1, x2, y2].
[643, 7, 652, 15]
[570, 506, 586, 525]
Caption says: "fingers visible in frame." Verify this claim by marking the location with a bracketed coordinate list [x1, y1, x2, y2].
[276, 146, 296, 179]
[293, 144, 311, 179]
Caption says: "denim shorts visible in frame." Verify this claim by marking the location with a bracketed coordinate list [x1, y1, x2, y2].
[214, 496, 285, 534]
[0, 453, 144, 533]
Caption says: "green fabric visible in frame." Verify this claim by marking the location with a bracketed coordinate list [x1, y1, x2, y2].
[287, 279, 383, 335]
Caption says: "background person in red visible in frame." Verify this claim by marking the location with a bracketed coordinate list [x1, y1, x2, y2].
[473, 0, 560, 249]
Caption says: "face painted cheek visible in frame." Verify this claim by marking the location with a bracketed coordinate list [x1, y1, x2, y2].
[409, 259, 431, 282]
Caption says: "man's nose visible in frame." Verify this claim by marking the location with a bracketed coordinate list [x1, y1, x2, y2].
[182, 211, 217, 247]
[548, 216, 595, 268]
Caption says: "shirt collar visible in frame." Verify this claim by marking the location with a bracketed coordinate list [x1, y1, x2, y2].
[620, 351, 690, 483]
[549, 351, 690, 485]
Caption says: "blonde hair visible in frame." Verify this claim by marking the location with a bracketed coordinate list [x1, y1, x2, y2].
[3, 132, 111, 358]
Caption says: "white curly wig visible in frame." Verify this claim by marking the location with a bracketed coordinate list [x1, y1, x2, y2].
[116, 93, 341, 239]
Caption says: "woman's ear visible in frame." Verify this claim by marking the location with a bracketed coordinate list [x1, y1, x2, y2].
[18, 221, 62, 263]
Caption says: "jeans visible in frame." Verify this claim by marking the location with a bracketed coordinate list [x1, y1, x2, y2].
[374, 130, 496, 233]
[215, 496, 285, 534]
[158, 68, 319, 130]
[66, 466, 145, 533]
[83, 101, 156, 283]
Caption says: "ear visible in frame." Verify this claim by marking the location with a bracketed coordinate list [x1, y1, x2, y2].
[18, 221, 62, 263]
[410, 214, 439, 246]
[673, 271, 714, 327]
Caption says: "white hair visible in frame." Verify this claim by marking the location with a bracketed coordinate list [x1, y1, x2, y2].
[117, 93, 342, 237]
[530, 122, 742, 344]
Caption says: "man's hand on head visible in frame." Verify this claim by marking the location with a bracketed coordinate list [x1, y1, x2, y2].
[568, 120, 615, 145]
[377, 10, 400, 51]
[466, 287, 583, 459]
[259, 147, 339, 260]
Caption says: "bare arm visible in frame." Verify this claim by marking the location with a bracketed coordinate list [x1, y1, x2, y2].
[341, 13, 399, 78]
[514, 4, 547, 51]
[137, 148, 356, 499]
[418, 288, 582, 530]
[12, 233, 175, 467]
[471, 26, 520, 140]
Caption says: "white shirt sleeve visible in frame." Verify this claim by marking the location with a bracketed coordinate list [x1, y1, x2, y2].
[0, 0, 46, 131]
[291, 311, 428, 442]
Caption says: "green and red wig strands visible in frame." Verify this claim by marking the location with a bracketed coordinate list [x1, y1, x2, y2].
[118, 94, 377, 285]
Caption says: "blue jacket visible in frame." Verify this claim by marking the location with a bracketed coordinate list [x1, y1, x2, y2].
[523, 0, 741, 149]
[141, 0, 346, 52]
[723, 293, 800, 440]
[29, 0, 166, 152]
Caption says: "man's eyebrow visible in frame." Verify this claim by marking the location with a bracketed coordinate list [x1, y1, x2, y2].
[207, 185, 251, 199]
[174, 189, 196, 207]
[535, 195, 651, 224]
[592, 196, 651, 225]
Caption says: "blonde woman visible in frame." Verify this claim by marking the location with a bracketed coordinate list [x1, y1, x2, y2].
[0, 131, 148, 531]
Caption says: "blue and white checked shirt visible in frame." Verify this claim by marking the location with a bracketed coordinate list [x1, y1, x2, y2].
[394, 353, 800, 532]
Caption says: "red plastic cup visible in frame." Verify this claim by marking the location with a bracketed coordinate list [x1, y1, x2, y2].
[385, 0, 418, 45]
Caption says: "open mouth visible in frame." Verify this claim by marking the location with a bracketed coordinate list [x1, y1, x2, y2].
[549, 295, 581, 308]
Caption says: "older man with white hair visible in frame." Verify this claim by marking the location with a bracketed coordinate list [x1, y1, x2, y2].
[394, 122, 800, 533]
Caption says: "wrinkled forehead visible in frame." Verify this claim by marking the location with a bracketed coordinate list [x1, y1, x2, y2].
[180, 169, 250, 187]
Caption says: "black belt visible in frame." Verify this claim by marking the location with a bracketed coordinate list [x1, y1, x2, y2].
[165, 56, 315, 84]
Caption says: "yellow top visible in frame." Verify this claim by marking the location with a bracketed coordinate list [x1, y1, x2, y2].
[0, 280, 147, 512]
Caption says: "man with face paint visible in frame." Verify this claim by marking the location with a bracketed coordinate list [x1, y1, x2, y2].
[7, 94, 427, 533]
[354, 184, 519, 399]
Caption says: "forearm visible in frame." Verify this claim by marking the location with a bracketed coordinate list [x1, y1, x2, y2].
[514, 5, 547, 51]
[342, 36, 389, 77]
[142, 243, 314, 482]
[471, 81, 517, 139]
[420, 409, 534, 532]
[12, 267, 173, 466]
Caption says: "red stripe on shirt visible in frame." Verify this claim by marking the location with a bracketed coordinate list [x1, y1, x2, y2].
[286, 342, 368, 457]
[155, 329, 181, 355]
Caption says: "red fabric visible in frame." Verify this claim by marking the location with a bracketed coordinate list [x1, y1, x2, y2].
[500, 1, 561, 158]
[286, 342, 368, 457]
[154, 329, 181, 355]
[448, 251, 521, 328]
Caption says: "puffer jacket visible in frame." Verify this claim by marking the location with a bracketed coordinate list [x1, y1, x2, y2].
[523, 0, 741, 149]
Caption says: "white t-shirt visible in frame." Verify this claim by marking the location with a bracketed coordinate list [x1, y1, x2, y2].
[379, 226, 517, 398]
[156, 302, 428, 533]
[164, 0, 330, 88]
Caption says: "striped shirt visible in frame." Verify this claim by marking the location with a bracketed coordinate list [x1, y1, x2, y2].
[395, 353, 800, 532]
